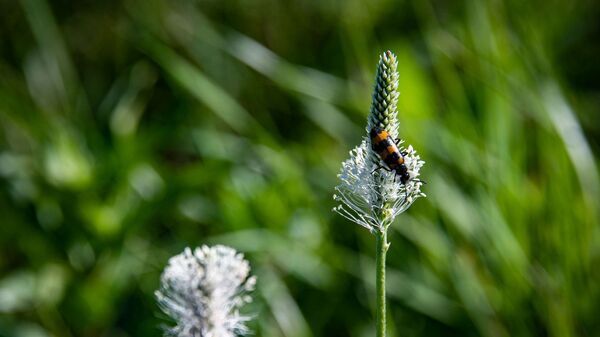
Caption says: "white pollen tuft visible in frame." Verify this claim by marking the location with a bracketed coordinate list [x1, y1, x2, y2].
[156, 245, 256, 337]
[333, 138, 425, 233]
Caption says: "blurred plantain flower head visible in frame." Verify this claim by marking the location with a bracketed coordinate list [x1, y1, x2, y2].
[156, 245, 256, 337]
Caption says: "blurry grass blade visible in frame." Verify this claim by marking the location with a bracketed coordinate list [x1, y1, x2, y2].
[386, 269, 459, 324]
[543, 83, 600, 210]
[430, 174, 479, 239]
[158, 5, 360, 143]
[392, 215, 452, 271]
[227, 32, 346, 104]
[431, 175, 528, 276]
[207, 229, 334, 289]
[137, 36, 256, 134]
[163, 7, 348, 105]
[258, 266, 313, 337]
[451, 253, 508, 337]
[43, 132, 93, 190]
[301, 98, 360, 144]
[20, 0, 71, 104]
[357, 254, 460, 324]
[478, 192, 528, 276]
[129, 163, 164, 201]
[164, 3, 224, 48]
[23, 50, 64, 114]
[192, 128, 304, 182]
[192, 128, 249, 161]
[427, 124, 489, 179]
[110, 62, 157, 137]
[20, 0, 89, 115]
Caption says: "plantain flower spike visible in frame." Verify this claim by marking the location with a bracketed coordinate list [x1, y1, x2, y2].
[156, 245, 256, 337]
[333, 51, 425, 234]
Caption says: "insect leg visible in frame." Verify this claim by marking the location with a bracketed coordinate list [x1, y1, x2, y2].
[371, 165, 392, 174]
[393, 139, 409, 157]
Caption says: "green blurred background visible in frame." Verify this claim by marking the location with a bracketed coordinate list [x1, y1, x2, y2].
[1, 0, 599, 336]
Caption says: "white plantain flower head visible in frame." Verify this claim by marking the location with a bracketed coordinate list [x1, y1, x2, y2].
[333, 51, 425, 234]
[156, 245, 256, 337]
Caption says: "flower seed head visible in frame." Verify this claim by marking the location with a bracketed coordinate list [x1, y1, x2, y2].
[368, 50, 400, 140]
[156, 245, 256, 337]
[334, 51, 425, 234]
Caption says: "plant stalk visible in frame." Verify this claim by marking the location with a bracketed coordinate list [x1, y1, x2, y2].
[375, 229, 388, 337]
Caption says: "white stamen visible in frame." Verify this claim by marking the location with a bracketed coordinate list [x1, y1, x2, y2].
[333, 138, 425, 233]
[155, 245, 256, 337]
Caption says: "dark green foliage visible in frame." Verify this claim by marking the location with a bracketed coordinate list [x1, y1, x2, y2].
[0, 1, 599, 337]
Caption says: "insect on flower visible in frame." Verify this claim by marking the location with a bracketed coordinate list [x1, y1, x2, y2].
[333, 51, 425, 234]
[370, 127, 423, 186]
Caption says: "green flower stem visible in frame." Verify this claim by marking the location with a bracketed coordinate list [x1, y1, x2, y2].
[375, 229, 388, 337]
[334, 51, 424, 337]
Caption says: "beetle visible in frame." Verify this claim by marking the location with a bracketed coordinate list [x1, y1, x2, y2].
[369, 127, 411, 184]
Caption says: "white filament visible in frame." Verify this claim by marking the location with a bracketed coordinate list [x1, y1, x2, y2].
[156, 245, 256, 337]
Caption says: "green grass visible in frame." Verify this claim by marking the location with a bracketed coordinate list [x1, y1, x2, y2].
[0, 0, 599, 336]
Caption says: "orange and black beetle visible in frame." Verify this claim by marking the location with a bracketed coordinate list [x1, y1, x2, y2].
[369, 127, 411, 184]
